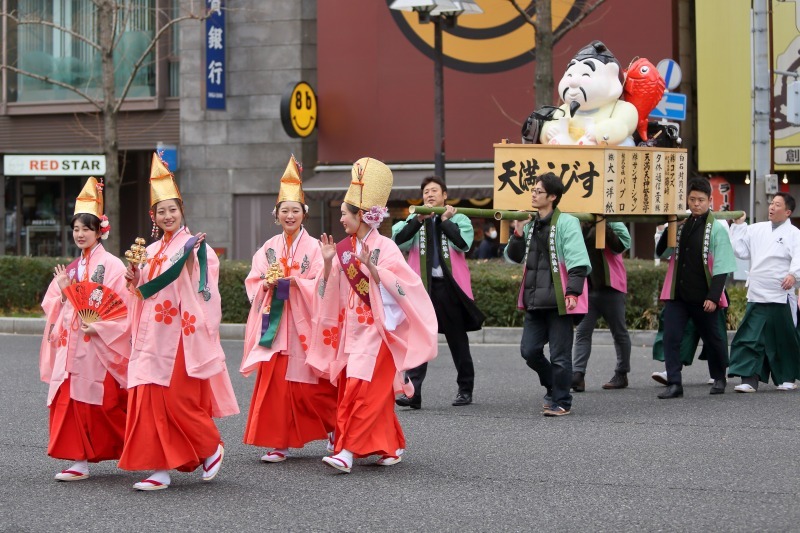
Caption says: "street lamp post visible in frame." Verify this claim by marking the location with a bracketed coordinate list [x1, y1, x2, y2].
[432, 15, 445, 181]
[389, 0, 482, 182]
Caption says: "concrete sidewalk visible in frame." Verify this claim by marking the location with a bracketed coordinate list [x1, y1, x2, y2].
[1, 316, 738, 346]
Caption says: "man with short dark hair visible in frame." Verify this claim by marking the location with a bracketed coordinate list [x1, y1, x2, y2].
[505, 172, 590, 416]
[656, 177, 736, 399]
[728, 192, 800, 392]
[392, 177, 485, 408]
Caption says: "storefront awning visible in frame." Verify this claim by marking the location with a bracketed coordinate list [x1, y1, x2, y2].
[303, 165, 495, 201]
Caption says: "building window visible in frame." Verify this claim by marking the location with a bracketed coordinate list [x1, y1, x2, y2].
[6, 0, 156, 103]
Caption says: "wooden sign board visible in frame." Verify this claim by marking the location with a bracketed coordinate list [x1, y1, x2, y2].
[493, 144, 688, 215]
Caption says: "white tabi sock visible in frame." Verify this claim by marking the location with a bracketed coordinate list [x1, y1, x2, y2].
[335, 449, 354, 465]
[68, 460, 89, 474]
[146, 470, 171, 485]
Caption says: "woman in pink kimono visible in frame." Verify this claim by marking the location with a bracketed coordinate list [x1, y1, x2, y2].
[241, 157, 337, 462]
[39, 177, 130, 482]
[118, 153, 238, 491]
[307, 157, 438, 474]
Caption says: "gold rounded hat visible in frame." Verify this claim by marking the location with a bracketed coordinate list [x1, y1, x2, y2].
[344, 157, 393, 210]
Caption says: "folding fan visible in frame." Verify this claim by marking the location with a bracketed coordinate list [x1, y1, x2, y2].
[62, 281, 128, 324]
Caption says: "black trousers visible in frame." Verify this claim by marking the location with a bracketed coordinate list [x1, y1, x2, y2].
[520, 308, 574, 410]
[663, 299, 728, 385]
[405, 278, 475, 395]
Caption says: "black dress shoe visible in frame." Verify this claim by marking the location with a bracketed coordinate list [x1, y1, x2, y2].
[395, 394, 421, 409]
[710, 379, 727, 395]
[657, 384, 684, 399]
[452, 392, 472, 406]
[571, 372, 585, 392]
[602, 372, 629, 390]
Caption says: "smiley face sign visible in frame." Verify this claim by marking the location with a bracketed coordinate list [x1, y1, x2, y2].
[280, 81, 317, 138]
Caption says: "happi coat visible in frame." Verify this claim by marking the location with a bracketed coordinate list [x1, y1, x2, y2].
[660, 217, 736, 306]
[510, 209, 591, 315]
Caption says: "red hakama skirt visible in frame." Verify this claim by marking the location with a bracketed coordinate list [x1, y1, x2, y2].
[118, 340, 221, 472]
[48, 373, 127, 462]
[243, 352, 337, 449]
[334, 342, 406, 458]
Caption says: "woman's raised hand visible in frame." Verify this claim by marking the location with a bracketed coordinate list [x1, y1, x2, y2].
[319, 233, 336, 262]
[358, 241, 371, 266]
[193, 232, 207, 248]
[53, 264, 71, 291]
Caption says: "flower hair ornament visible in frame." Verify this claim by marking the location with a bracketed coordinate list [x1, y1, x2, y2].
[362, 206, 389, 229]
[99, 215, 111, 240]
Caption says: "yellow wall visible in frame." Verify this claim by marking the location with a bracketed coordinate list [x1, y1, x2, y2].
[697, 0, 800, 171]
[696, 0, 752, 172]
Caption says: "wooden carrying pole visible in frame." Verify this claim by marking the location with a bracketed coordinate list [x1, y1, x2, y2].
[407, 206, 745, 248]
[408, 205, 744, 223]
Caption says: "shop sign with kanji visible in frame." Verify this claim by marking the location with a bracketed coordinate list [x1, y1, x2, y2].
[493, 144, 688, 215]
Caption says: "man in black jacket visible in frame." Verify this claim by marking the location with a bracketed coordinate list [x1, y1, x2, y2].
[655, 177, 735, 398]
[391, 177, 485, 408]
[505, 173, 590, 416]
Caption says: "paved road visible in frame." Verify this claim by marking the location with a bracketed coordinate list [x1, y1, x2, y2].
[1, 334, 799, 532]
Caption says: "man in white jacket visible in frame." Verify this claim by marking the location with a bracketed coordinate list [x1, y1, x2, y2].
[728, 192, 800, 392]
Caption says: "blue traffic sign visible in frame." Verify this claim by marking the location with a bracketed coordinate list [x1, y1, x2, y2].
[649, 92, 687, 121]
[656, 59, 682, 90]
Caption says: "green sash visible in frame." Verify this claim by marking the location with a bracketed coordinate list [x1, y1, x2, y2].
[138, 236, 208, 299]
[258, 278, 290, 348]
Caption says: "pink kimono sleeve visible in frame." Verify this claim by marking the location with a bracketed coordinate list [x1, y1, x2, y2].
[39, 279, 64, 383]
[241, 246, 270, 375]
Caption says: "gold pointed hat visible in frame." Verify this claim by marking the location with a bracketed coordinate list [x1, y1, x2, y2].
[276, 155, 305, 205]
[74, 176, 104, 218]
[149, 152, 182, 207]
[344, 157, 393, 210]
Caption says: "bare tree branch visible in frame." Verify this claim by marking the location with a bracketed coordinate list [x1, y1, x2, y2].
[554, 0, 606, 41]
[491, 94, 523, 127]
[70, 112, 103, 146]
[506, 0, 537, 29]
[2, 11, 102, 51]
[111, 2, 121, 50]
[126, 108, 169, 135]
[2, 65, 103, 108]
[113, 10, 206, 113]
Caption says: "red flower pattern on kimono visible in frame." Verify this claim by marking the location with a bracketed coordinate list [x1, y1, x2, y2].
[355, 305, 374, 325]
[182, 311, 197, 336]
[323, 327, 339, 350]
[155, 300, 179, 325]
[58, 330, 68, 347]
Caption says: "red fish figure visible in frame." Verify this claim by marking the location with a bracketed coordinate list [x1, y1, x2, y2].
[622, 58, 666, 141]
